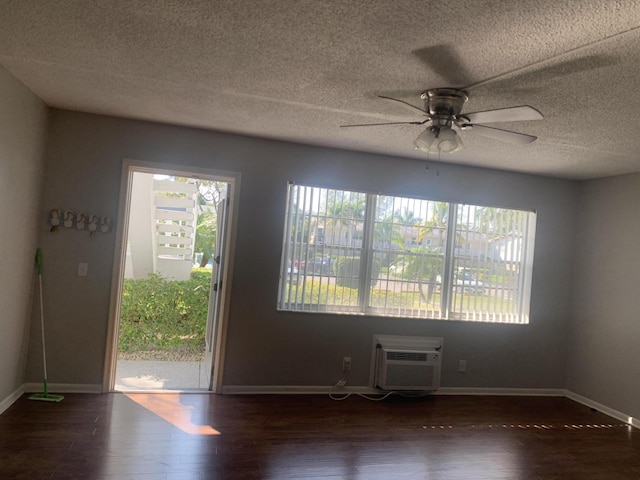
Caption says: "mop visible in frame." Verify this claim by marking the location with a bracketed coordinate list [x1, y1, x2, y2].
[29, 248, 64, 402]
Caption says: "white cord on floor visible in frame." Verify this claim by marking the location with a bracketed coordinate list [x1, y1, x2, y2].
[328, 372, 432, 401]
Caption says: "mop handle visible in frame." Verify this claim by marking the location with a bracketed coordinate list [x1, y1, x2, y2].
[35, 248, 43, 276]
[35, 249, 48, 384]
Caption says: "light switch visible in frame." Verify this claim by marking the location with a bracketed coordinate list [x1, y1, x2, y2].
[458, 360, 467, 373]
[78, 262, 88, 277]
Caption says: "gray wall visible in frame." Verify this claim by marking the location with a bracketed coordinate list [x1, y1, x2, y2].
[0, 67, 47, 402]
[568, 174, 640, 420]
[27, 109, 580, 391]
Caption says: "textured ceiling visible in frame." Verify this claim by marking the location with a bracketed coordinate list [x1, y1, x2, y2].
[2, 1, 640, 180]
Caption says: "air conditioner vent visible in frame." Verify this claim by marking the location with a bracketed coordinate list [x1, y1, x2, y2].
[372, 335, 443, 391]
[386, 351, 427, 362]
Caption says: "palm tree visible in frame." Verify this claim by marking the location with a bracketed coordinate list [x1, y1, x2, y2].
[323, 192, 366, 246]
[374, 214, 405, 248]
[194, 210, 216, 267]
[408, 201, 450, 303]
[416, 201, 449, 250]
[193, 179, 226, 267]
[474, 206, 526, 286]
[475, 206, 525, 236]
[394, 207, 422, 226]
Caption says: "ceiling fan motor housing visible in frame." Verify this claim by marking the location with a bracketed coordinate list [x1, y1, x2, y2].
[422, 88, 468, 119]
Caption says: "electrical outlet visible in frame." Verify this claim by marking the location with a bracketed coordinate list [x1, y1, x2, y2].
[458, 359, 467, 373]
[342, 356, 352, 371]
[77, 262, 88, 277]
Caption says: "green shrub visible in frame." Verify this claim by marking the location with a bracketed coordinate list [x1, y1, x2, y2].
[118, 270, 212, 353]
[283, 278, 357, 306]
[334, 257, 381, 288]
[284, 279, 439, 311]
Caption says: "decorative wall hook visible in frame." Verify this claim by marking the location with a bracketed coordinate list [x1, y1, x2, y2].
[63, 211, 74, 228]
[49, 209, 61, 232]
[100, 216, 112, 233]
[76, 212, 87, 230]
[48, 208, 113, 235]
[88, 214, 99, 236]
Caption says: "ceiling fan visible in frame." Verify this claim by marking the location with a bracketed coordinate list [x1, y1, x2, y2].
[341, 87, 543, 154]
[338, 44, 568, 154]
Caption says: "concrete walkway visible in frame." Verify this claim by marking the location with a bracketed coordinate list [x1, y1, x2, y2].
[115, 360, 211, 391]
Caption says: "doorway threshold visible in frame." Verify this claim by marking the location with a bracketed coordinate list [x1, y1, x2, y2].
[115, 359, 210, 392]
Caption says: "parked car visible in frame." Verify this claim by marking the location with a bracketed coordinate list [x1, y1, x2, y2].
[435, 269, 485, 294]
[305, 255, 335, 275]
[389, 261, 407, 276]
[454, 270, 485, 294]
[287, 260, 298, 284]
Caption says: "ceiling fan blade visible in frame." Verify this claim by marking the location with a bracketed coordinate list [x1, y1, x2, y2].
[463, 106, 543, 124]
[411, 44, 474, 87]
[367, 89, 423, 98]
[378, 95, 427, 116]
[466, 124, 537, 145]
[462, 53, 617, 92]
[340, 119, 429, 128]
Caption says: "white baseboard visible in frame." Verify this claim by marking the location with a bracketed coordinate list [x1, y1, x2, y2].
[566, 391, 640, 429]
[23, 383, 102, 394]
[221, 386, 637, 429]
[436, 387, 566, 396]
[222, 385, 382, 395]
[0, 385, 25, 415]
[221, 385, 565, 396]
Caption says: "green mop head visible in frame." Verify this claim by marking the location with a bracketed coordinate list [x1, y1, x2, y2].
[29, 393, 64, 402]
[29, 380, 64, 403]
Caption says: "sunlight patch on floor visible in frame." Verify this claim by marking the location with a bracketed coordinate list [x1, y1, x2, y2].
[125, 392, 221, 435]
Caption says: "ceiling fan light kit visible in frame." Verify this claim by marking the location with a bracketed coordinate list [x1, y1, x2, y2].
[414, 126, 464, 154]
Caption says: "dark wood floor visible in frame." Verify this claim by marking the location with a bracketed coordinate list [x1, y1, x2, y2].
[0, 393, 638, 479]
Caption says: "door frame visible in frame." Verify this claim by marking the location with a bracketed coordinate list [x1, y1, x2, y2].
[102, 159, 240, 393]
[202, 193, 230, 389]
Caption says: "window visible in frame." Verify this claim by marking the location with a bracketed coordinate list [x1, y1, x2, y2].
[278, 184, 536, 324]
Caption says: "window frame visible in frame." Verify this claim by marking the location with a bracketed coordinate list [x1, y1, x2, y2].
[278, 183, 536, 324]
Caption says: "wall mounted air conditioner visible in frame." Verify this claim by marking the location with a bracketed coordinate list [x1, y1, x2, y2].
[372, 335, 443, 391]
